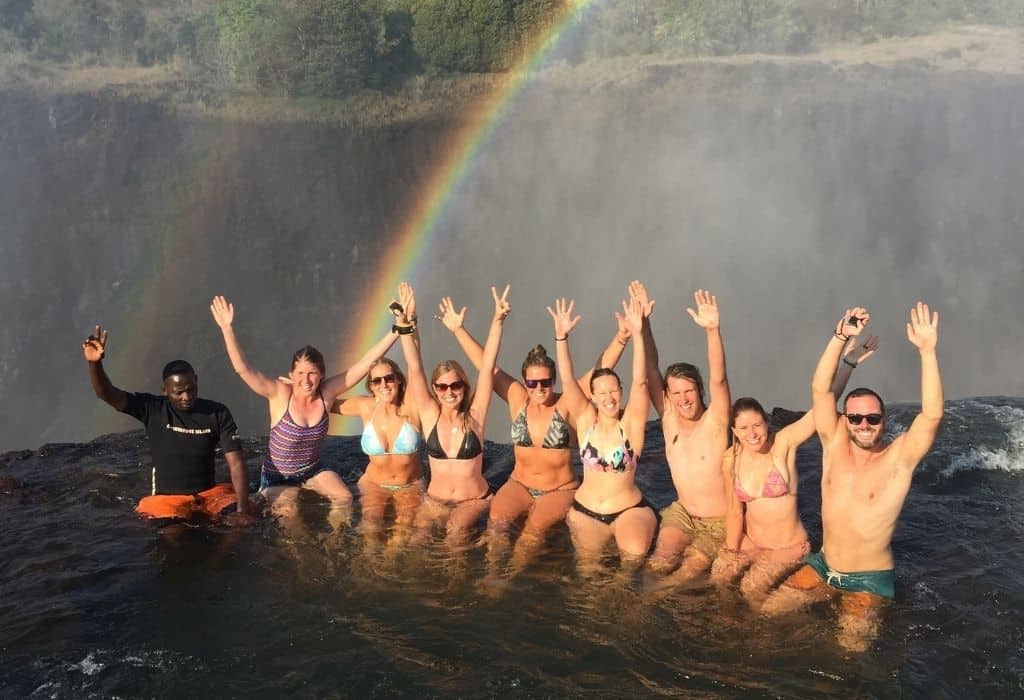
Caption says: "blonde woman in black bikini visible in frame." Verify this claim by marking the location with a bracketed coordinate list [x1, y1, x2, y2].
[549, 293, 653, 572]
[440, 298, 631, 572]
[401, 283, 509, 547]
[710, 336, 878, 607]
[333, 284, 425, 550]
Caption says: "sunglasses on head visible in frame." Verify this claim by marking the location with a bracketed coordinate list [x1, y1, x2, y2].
[524, 378, 554, 389]
[845, 413, 883, 426]
[433, 380, 466, 393]
[370, 373, 397, 387]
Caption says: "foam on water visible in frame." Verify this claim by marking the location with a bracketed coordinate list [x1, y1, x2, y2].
[940, 401, 1024, 478]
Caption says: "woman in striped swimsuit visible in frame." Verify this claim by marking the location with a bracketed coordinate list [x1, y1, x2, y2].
[210, 295, 399, 534]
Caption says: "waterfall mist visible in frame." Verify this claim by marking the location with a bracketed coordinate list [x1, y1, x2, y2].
[2, 44, 1023, 451]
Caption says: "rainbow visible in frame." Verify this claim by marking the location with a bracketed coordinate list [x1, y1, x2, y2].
[336, 0, 595, 380]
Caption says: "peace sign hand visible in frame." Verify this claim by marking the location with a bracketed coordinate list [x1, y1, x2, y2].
[491, 284, 511, 322]
[82, 325, 109, 362]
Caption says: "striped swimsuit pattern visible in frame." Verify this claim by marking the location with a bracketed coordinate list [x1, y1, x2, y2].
[262, 396, 329, 482]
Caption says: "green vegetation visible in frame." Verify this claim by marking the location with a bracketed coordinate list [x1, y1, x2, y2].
[1, 0, 1022, 97]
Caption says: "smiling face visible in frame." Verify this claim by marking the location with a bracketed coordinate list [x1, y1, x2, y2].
[666, 375, 703, 421]
[590, 374, 623, 418]
[366, 359, 404, 405]
[432, 369, 467, 410]
[523, 364, 556, 406]
[844, 394, 886, 450]
[163, 372, 198, 412]
[732, 409, 769, 452]
[289, 358, 323, 397]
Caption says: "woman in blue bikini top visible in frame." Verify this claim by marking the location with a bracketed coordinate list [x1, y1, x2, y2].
[333, 336, 426, 541]
[550, 289, 657, 569]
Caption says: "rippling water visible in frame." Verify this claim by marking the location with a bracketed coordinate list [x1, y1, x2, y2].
[2, 397, 1023, 697]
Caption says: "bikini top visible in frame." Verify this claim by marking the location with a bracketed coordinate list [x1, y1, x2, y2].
[733, 459, 791, 503]
[579, 425, 636, 473]
[265, 395, 329, 474]
[510, 405, 570, 449]
[425, 420, 483, 460]
[360, 405, 421, 456]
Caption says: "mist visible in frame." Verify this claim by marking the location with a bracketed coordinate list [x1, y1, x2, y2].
[2, 33, 1023, 451]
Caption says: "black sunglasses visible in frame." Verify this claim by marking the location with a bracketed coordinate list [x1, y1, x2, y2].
[845, 413, 883, 426]
[524, 378, 554, 389]
[370, 373, 397, 386]
[433, 380, 466, 392]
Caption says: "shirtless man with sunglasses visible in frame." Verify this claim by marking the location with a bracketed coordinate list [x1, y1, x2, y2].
[763, 302, 943, 652]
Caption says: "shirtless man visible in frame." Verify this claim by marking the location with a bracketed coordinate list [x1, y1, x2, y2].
[83, 325, 252, 528]
[640, 283, 732, 580]
[763, 302, 943, 652]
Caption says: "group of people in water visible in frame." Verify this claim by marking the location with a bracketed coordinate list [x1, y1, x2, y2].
[82, 280, 943, 651]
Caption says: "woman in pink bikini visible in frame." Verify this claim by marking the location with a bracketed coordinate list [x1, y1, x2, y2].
[210, 295, 399, 534]
[710, 336, 878, 607]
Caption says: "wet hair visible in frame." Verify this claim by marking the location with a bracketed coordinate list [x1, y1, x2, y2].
[521, 345, 556, 380]
[843, 387, 886, 416]
[431, 360, 474, 415]
[730, 397, 768, 430]
[291, 345, 326, 376]
[663, 362, 706, 409]
[162, 360, 195, 380]
[729, 397, 770, 449]
[589, 367, 622, 392]
[365, 357, 407, 405]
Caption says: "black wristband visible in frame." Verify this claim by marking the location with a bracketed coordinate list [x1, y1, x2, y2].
[842, 357, 857, 368]
[834, 332, 849, 342]
[393, 324, 415, 336]
[555, 335, 568, 342]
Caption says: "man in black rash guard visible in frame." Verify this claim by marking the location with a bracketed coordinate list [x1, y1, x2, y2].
[82, 324, 252, 526]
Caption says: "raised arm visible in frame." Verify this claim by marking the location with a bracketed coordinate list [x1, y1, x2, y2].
[630, 281, 665, 417]
[319, 323, 399, 405]
[780, 334, 879, 447]
[210, 296, 280, 400]
[812, 308, 868, 444]
[619, 297, 650, 453]
[439, 295, 521, 405]
[82, 325, 128, 411]
[688, 289, 730, 427]
[578, 315, 631, 397]
[899, 301, 943, 466]
[547, 298, 589, 418]
[469, 285, 510, 429]
[394, 284, 436, 423]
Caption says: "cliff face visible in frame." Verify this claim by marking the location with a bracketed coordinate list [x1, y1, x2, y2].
[3, 60, 1024, 450]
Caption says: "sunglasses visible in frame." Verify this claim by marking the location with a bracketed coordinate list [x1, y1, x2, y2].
[845, 413, 883, 426]
[524, 378, 554, 389]
[370, 373, 397, 386]
[433, 380, 466, 393]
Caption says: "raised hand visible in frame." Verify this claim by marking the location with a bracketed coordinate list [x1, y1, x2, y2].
[844, 334, 879, 366]
[491, 284, 511, 322]
[437, 296, 466, 332]
[82, 325, 109, 362]
[686, 289, 720, 330]
[397, 282, 416, 323]
[628, 280, 655, 318]
[210, 295, 235, 329]
[547, 298, 581, 339]
[617, 296, 644, 337]
[835, 306, 869, 339]
[906, 301, 938, 352]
